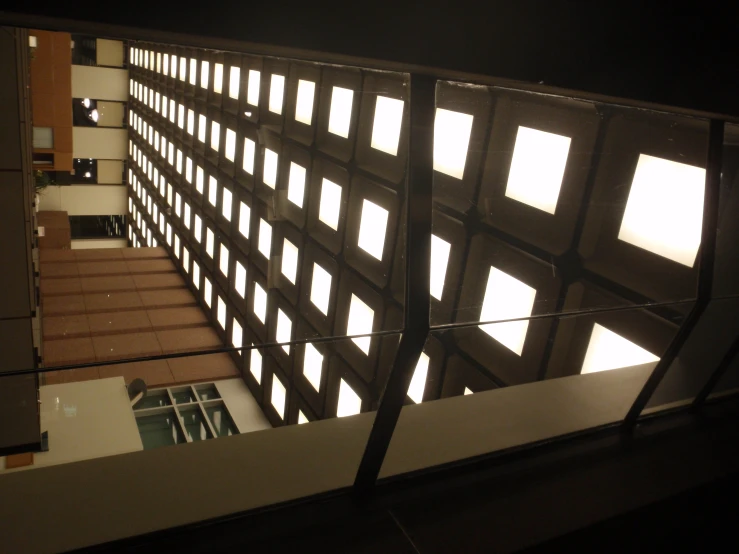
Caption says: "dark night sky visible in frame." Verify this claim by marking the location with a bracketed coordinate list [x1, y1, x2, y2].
[4, 1, 738, 115]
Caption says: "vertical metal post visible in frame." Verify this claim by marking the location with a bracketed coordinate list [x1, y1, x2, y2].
[353, 74, 434, 494]
[623, 119, 724, 429]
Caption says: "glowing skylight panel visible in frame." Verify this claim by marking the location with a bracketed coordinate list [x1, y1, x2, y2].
[303, 343, 323, 392]
[192, 261, 200, 289]
[337, 379, 361, 417]
[194, 215, 202, 243]
[328, 86, 353, 138]
[269, 74, 285, 114]
[232, 318, 243, 351]
[203, 276, 212, 307]
[219, 244, 230, 276]
[318, 179, 342, 231]
[295, 79, 316, 125]
[229, 66, 240, 99]
[258, 219, 272, 259]
[407, 353, 430, 403]
[225, 128, 236, 161]
[213, 63, 223, 94]
[581, 323, 660, 374]
[250, 347, 262, 384]
[200, 61, 209, 88]
[433, 108, 474, 179]
[287, 162, 306, 208]
[189, 58, 197, 85]
[235, 261, 246, 298]
[247, 70, 260, 106]
[210, 121, 220, 152]
[243, 138, 255, 175]
[253, 283, 267, 324]
[347, 294, 374, 354]
[276, 309, 292, 354]
[281, 238, 299, 284]
[357, 199, 389, 261]
[198, 114, 207, 143]
[208, 176, 218, 207]
[371, 96, 404, 156]
[310, 263, 332, 316]
[479, 267, 537, 356]
[205, 227, 215, 258]
[271, 374, 286, 419]
[430, 235, 451, 301]
[187, 109, 195, 135]
[505, 127, 572, 214]
[239, 202, 251, 239]
[618, 154, 705, 267]
[196, 166, 204, 195]
[222, 188, 233, 221]
[263, 148, 278, 189]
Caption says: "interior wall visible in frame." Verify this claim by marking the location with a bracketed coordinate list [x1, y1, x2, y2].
[71, 65, 128, 101]
[71, 238, 127, 249]
[97, 101, 125, 127]
[216, 378, 271, 434]
[97, 160, 124, 184]
[95, 38, 124, 67]
[73, 127, 127, 159]
[37, 185, 127, 215]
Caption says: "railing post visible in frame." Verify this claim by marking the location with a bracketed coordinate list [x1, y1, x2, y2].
[353, 73, 434, 494]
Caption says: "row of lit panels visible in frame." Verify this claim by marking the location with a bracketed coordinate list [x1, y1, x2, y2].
[126, 142, 680, 411]
[126, 66, 710, 313]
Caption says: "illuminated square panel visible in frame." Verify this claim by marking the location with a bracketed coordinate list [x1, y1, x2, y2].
[169, 99, 176, 123]
[433, 108, 474, 179]
[287, 162, 306, 208]
[618, 154, 705, 267]
[217, 296, 227, 329]
[328, 86, 353, 138]
[298, 411, 308, 424]
[407, 353, 430, 403]
[194, 215, 202, 242]
[171, 55, 178, 77]
[186, 157, 193, 183]
[430, 235, 451, 301]
[317, 181, 341, 229]
[189, 58, 197, 85]
[187, 109, 195, 135]
[276, 309, 292, 353]
[239, 202, 251, 238]
[222, 188, 233, 221]
[204, 276, 212, 307]
[196, 166, 204, 195]
[198, 114, 207, 143]
[504, 126, 572, 215]
[205, 227, 215, 257]
[225, 129, 236, 162]
[247, 70, 260, 106]
[211, 121, 220, 152]
[479, 267, 537, 356]
[184, 202, 191, 229]
[464, 387, 473, 396]
[162, 96, 168, 119]
[310, 262, 332, 316]
[357, 199, 389, 261]
[275, 239, 298, 285]
[235, 261, 246, 298]
[219, 244, 230, 276]
[213, 63, 224, 94]
[208, 176, 218, 207]
[201, 61, 209, 88]
[258, 219, 272, 259]
[183, 247, 190, 273]
[337, 379, 361, 417]
[271, 374, 287, 419]
[179, 56, 186, 81]
[581, 323, 660, 374]
[192, 261, 200, 288]
[269, 74, 285, 114]
[253, 282, 267, 324]
[232, 318, 243, 350]
[295, 79, 316, 125]
[229, 66, 240, 99]
[371, 96, 404, 156]
[347, 294, 373, 354]
[177, 103, 185, 129]
[174, 192, 182, 217]
[263, 149, 278, 188]
[250, 347, 262, 384]
[303, 343, 323, 392]
[243, 138, 255, 175]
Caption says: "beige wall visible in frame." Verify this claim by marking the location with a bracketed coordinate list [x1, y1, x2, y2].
[73, 127, 127, 159]
[71, 65, 128, 101]
[97, 101, 125, 128]
[98, 160, 124, 184]
[215, 378, 272, 434]
[1, 377, 142, 473]
[95, 39, 124, 67]
[71, 238, 128, 249]
[37, 185, 127, 215]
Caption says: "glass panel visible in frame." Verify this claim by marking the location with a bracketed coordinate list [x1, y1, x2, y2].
[137, 412, 186, 449]
[179, 408, 213, 441]
[431, 81, 709, 329]
[205, 404, 237, 437]
[134, 390, 172, 409]
[171, 388, 196, 404]
[196, 384, 220, 401]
